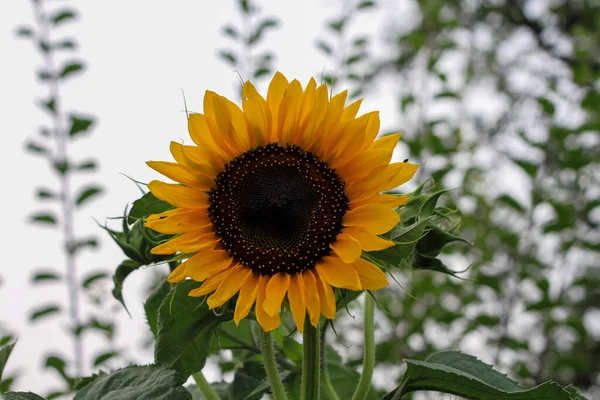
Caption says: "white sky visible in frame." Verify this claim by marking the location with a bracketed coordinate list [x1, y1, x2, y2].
[0, 0, 407, 394]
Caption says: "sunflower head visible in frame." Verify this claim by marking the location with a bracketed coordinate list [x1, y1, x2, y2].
[145, 72, 418, 332]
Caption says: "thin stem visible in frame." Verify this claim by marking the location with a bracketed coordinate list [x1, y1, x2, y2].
[301, 320, 320, 400]
[33, 0, 83, 376]
[192, 371, 221, 400]
[320, 324, 339, 400]
[259, 329, 288, 400]
[351, 294, 375, 400]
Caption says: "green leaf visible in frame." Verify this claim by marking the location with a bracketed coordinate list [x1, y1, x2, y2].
[45, 354, 73, 387]
[32, 271, 61, 284]
[248, 18, 278, 45]
[219, 50, 237, 66]
[254, 68, 271, 78]
[222, 25, 239, 39]
[155, 280, 232, 379]
[15, 26, 34, 38]
[128, 191, 173, 224]
[59, 61, 84, 79]
[30, 305, 61, 322]
[144, 280, 172, 338]
[3, 393, 46, 400]
[93, 351, 118, 367]
[38, 97, 56, 114]
[53, 160, 69, 175]
[74, 364, 191, 400]
[75, 185, 102, 206]
[52, 40, 76, 50]
[316, 40, 333, 55]
[513, 160, 538, 177]
[25, 141, 49, 155]
[239, 0, 252, 13]
[496, 194, 525, 214]
[0, 341, 16, 383]
[328, 19, 345, 33]
[76, 159, 97, 171]
[29, 213, 57, 225]
[50, 9, 76, 25]
[385, 351, 575, 400]
[357, 0, 376, 9]
[435, 91, 459, 99]
[68, 114, 95, 137]
[537, 97, 555, 115]
[112, 259, 142, 314]
[36, 188, 56, 199]
[74, 237, 99, 253]
[81, 271, 108, 289]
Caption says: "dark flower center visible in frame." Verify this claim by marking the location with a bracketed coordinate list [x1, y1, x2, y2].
[208, 143, 349, 276]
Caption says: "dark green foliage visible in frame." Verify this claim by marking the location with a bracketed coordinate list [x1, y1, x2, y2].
[74, 365, 191, 400]
[155, 280, 233, 379]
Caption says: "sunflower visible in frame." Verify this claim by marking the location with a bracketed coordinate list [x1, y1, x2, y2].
[145, 72, 418, 332]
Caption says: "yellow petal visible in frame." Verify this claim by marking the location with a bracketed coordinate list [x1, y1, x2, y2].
[266, 72, 289, 141]
[314, 274, 336, 319]
[287, 274, 306, 333]
[242, 81, 271, 147]
[369, 133, 401, 152]
[263, 273, 291, 317]
[340, 98, 363, 122]
[330, 233, 362, 263]
[343, 227, 395, 251]
[185, 250, 233, 282]
[256, 275, 281, 332]
[188, 267, 232, 297]
[167, 262, 187, 283]
[352, 258, 388, 290]
[302, 270, 321, 327]
[187, 113, 230, 163]
[207, 264, 252, 308]
[343, 204, 400, 235]
[361, 111, 380, 149]
[315, 256, 362, 291]
[278, 80, 304, 145]
[379, 162, 420, 191]
[234, 273, 260, 325]
[213, 94, 251, 150]
[145, 208, 210, 234]
[150, 232, 218, 255]
[148, 180, 209, 209]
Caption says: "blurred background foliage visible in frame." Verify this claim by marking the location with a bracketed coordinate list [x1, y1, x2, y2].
[6, 0, 600, 398]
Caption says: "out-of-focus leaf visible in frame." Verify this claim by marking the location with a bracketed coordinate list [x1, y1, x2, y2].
[219, 50, 237, 66]
[357, 1, 376, 9]
[68, 114, 95, 137]
[51, 9, 77, 25]
[36, 188, 56, 199]
[75, 185, 102, 206]
[0, 341, 16, 383]
[513, 160, 538, 177]
[496, 194, 525, 214]
[248, 18, 278, 45]
[81, 271, 108, 289]
[93, 351, 118, 367]
[59, 61, 84, 79]
[76, 159, 97, 171]
[25, 141, 49, 155]
[32, 271, 61, 284]
[29, 213, 57, 225]
[537, 97, 555, 115]
[30, 305, 61, 322]
[15, 26, 34, 37]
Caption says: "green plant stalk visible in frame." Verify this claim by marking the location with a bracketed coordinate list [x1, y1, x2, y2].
[351, 294, 375, 400]
[192, 370, 221, 400]
[259, 329, 288, 400]
[301, 320, 320, 400]
[320, 324, 339, 400]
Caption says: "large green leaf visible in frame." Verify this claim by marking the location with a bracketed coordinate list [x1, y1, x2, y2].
[3, 393, 46, 400]
[155, 280, 233, 379]
[128, 191, 173, 224]
[74, 364, 190, 400]
[384, 351, 582, 400]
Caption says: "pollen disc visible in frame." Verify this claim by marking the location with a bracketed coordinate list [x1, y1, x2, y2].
[208, 143, 349, 275]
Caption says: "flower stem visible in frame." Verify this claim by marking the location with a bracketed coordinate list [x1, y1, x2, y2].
[301, 320, 321, 400]
[192, 371, 221, 400]
[259, 329, 288, 400]
[351, 294, 375, 400]
[320, 324, 339, 400]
